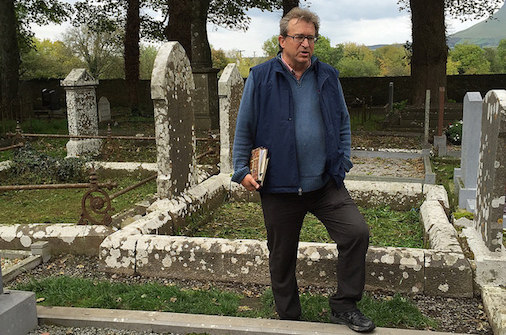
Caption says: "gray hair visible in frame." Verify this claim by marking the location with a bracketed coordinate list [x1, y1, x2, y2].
[279, 7, 320, 37]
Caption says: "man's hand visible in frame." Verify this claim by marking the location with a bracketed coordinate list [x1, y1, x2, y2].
[241, 174, 260, 191]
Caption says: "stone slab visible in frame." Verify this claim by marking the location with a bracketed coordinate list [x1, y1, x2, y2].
[0, 290, 37, 335]
[420, 200, 461, 252]
[482, 286, 506, 335]
[424, 250, 473, 297]
[37, 305, 471, 335]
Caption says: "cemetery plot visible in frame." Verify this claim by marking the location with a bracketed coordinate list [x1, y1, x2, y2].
[348, 156, 425, 179]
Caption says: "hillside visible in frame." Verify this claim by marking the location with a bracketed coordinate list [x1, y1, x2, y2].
[448, 3, 506, 48]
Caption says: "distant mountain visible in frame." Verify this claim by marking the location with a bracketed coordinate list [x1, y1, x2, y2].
[448, 3, 506, 48]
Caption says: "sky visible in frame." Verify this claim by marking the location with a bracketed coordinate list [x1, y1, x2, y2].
[31, 0, 501, 57]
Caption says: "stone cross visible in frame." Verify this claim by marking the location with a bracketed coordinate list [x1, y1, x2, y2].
[219, 64, 244, 174]
[474, 89, 506, 252]
[151, 42, 197, 199]
[61, 69, 102, 157]
[98, 96, 111, 122]
[454, 92, 483, 212]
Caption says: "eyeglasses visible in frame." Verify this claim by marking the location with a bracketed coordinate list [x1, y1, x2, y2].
[285, 34, 318, 44]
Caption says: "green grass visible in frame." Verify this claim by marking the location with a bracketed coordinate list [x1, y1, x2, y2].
[13, 276, 437, 330]
[0, 168, 156, 225]
[183, 202, 424, 248]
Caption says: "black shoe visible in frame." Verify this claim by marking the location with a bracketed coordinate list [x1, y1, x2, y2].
[330, 309, 376, 333]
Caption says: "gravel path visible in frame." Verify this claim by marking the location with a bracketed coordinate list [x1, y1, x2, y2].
[4, 254, 492, 335]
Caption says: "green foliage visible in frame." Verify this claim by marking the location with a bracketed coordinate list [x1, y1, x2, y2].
[445, 120, 463, 145]
[20, 38, 84, 79]
[262, 35, 279, 58]
[449, 44, 491, 74]
[374, 44, 410, 76]
[211, 47, 230, 73]
[8, 145, 88, 184]
[139, 44, 159, 80]
[336, 43, 381, 77]
[313, 35, 343, 69]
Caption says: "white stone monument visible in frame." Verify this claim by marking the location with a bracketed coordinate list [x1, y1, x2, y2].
[98, 96, 111, 122]
[151, 42, 197, 198]
[219, 63, 244, 174]
[454, 92, 483, 212]
[61, 69, 102, 157]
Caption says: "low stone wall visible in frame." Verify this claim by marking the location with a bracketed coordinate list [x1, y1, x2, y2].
[98, 175, 473, 297]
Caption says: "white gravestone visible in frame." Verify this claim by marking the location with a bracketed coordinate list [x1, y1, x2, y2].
[151, 42, 197, 199]
[98, 96, 111, 122]
[61, 69, 102, 157]
[454, 92, 483, 212]
[219, 63, 244, 174]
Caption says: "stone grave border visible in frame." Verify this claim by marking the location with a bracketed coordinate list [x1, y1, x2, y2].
[0, 173, 471, 298]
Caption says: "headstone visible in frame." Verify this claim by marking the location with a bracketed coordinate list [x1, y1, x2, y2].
[0, 265, 38, 335]
[474, 89, 506, 252]
[151, 42, 197, 199]
[98, 96, 111, 122]
[424, 90, 430, 145]
[388, 82, 394, 114]
[219, 63, 244, 174]
[61, 69, 102, 157]
[454, 92, 483, 212]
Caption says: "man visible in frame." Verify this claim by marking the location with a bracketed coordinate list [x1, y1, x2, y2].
[231, 7, 375, 333]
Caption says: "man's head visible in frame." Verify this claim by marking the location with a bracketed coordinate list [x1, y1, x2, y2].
[278, 7, 320, 70]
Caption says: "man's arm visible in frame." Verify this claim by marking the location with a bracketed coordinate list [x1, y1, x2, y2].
[337, 78, 353, 172]
[231, 72, 260, 190]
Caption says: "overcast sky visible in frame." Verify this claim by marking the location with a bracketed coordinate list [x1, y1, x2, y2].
[31, 0, 501, 57]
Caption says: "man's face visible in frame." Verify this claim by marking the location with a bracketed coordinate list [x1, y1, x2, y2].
[279, 18, 316, 69]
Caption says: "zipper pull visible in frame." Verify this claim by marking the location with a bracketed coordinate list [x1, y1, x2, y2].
[298, 187, 302, 196]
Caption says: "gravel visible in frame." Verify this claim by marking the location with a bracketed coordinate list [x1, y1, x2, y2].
[4, 254, 492, 335]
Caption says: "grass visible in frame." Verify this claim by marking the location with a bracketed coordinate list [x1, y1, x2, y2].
[182, 202, 424, 248]
[13, 276, 437, 330]
[0, 168, 156, 225]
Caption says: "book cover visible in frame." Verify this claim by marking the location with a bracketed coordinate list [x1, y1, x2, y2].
[250, 147, 269, 186]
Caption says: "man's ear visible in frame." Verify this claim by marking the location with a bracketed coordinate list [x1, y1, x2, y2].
[278, 35, 285, 50]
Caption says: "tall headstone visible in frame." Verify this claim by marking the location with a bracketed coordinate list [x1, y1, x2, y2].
[454, 92, 483, 212]
[474, 89, 506, 252]
[98, 96, 111, 122]
[219, 64, 244, 174]
[61, 69, 101, 157]
[151, 42, 197, 199]
[191, 0, 219, 130]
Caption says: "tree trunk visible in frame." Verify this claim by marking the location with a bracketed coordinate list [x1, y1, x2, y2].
[410, 0, 447, 107]
[0, 0, 20, 121]
[165, 0, 192, 61]
[190, 0, 212, 69]
[125, 0, 140, 116]
[282, 0, 299, 16]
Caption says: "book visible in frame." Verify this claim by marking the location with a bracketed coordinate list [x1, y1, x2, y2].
[250, 147, 269, 186]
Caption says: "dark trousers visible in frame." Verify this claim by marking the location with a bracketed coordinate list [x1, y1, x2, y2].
[260, 180, 369, 320]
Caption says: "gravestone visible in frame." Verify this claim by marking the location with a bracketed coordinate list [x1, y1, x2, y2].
[454, 92, 483, 212]
[474, 89, 506, 252]
[98, 96, 111, 122]
[61, 69, 102, 157]
[219, 63, 244, 174]
[0, 265, 38, 335]
[151, 42, 197, 199]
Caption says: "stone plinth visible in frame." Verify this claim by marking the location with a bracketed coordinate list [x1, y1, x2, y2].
[454, 92, 483, 212]
[61, 68, 101, 157]
[193, 67, 220, 130]
[474, 90, 506, 251]
[151, 42, 197, 199]
[0, 290, 37, 335]
[219, 63, 244, 174]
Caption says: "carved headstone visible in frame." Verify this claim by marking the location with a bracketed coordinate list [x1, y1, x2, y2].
[61, 69, 101, 157]
[98, 96, 111, 122]
[219, 64, 244, 174]
[151, 42, 197, 199]
[474, 90, 506, 252]
[454, 92, 483, 212]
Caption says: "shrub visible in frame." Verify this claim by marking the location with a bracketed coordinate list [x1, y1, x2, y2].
[445, 120, 463, 145]
[10, 144, 87, 184]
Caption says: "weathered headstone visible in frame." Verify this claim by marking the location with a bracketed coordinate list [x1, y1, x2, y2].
[454, 92, 483, 212]
[98, 96, 111, 122]
[474, 89, 506, 252]
[219, 63, 244, 174]
[61, 69, 102, 157]
[151, 42, 197, 199]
